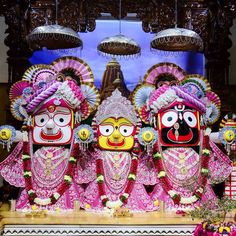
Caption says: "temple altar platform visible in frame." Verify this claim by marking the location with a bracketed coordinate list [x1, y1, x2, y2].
[2, 204, 235, 236]
[0, 204, 205, 236]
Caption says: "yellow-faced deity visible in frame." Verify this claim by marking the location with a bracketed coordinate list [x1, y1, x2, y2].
[98, 117, 135, 151]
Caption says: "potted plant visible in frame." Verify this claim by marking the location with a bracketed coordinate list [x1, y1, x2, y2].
[190, 197, 236, 235]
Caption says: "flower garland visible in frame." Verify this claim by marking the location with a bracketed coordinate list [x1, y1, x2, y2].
[22, 136, 79, 206]
[96, 149, 138, 209]
[153, 134, 211, 205]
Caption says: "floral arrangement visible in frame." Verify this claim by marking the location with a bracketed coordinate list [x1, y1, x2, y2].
[153, 135, 211, 205]
[22, 138, 80, 206]
[190, 197, 236, 236]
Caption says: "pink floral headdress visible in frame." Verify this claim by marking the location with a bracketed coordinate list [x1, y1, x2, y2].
[9, 56, 100, 124]
[132, 63, 221, 126]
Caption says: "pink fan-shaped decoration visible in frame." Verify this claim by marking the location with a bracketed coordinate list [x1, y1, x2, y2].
[9, 81, 30, 101]
[51, 56, 94, 84]
[31, 67, 57, 85]
[132, 84, 155, 111]
[144, 62, 186, 86]
[140, 104, 150, 124]
[22, 64, 56, 83]
[80, 100, 91, 120]
[10, 97, 26, 121]
[182, 74, 211, 94]
[206, 91, 221, 108]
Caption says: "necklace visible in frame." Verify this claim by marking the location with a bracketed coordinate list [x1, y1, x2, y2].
[22, 131, 79, 206]
[162, 148, 200, 185]
[103, 151, 131, 187]
[96, 149, 138, 209]
[153, 131, 211, 205]
[32, 148, 69, 188]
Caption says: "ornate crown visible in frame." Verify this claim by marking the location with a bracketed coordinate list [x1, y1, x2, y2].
[95, 89, 139, 125]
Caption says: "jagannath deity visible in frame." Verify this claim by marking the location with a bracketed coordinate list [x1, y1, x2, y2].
[76, 89, 159, 211]
[132, 63, 235, 209]
[0, 56, 100, 211]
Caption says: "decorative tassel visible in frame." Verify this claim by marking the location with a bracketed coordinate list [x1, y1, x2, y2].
[27, 116, 32, 126]
[75, 111, 82, 124]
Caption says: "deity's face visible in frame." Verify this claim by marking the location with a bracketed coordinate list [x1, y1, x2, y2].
[32, 105, 74, 145]
[157, 102, 200, 146]
[98, 117, 136, 151]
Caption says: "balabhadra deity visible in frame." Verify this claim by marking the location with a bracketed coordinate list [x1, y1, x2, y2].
[0, 56, 100, 211]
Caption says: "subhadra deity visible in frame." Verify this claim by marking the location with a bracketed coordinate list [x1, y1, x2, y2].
[0, 56, 100, 211]
[76, 89, 159, 211]
[132, 63, 235, 209]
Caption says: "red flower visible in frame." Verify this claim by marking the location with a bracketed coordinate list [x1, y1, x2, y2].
[22, 140, 79, 206]
[172, 194, 181, 205]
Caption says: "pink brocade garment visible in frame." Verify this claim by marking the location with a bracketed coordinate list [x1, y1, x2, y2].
[0, 142, 25, 187]
[1, 145, 84, 211]
[152, 147, 217, 209]
[82, 150, 158, 211]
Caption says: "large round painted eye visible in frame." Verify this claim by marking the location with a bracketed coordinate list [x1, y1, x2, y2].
[99, 125, 114, 136]
[54, 113, 71, 126]
[161, 111, 178, 127]
[34, 114, 49, 127]
[183, 111, 197, 128]
[119, 125, 134, 137]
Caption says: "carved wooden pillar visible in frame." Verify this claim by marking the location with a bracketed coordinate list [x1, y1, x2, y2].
[3, 1, 32, 126]
[204, 1, 236, 112]
[3, 2, 32, 84]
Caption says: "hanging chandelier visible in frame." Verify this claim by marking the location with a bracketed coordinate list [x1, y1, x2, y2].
[97, 34, 140, 58]
[150, 0, 203, 52]
[97, 0, 141, 59]
[27, 0, 83, 50]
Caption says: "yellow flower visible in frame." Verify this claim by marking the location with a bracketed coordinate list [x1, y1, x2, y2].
[55, 207, 60, 213]
[85, 203, 91, 209]
[31, 205, 38, 211]
[153, 200, 159, 207]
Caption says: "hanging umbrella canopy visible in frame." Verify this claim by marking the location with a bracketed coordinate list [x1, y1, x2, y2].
[27, 24, 83, 50]
[150, 27, 203, 52]
[97, 34, 141, 58]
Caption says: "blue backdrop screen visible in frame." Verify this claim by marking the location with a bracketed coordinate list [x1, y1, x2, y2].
[30, 20, 204, 91]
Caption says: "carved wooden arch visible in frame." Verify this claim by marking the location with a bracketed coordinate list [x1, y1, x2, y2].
[0, 0, 236, 112]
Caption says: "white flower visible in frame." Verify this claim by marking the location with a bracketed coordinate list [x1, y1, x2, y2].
[180, 196, 198, 204]
[128, 173, 136, 180]
[34, 197, 51, 206]
[158, 171, 166, 178]
[24, 171, 32, 177]
[69, 156, 76, 162]
[53, 192, 60, 200]
[122, 193, 130, 199]
[27, 189, 35, 195]
[64, 175, 72, 182]
[168, 190, 177, 197]
[100, 195, 108, 200]
[22, 154, 30, 160]
[106, 200, 123, 209]
[96, 175, 104, 182]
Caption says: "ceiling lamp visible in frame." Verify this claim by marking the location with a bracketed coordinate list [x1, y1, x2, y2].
[97, 0, 141, 59]
[150, 0, 203, 52]
[97, 34, 140, 58]
[27, 0, 82, 50]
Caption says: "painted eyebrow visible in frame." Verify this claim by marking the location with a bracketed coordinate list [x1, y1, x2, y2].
[36, 109, 71, 115]
[119, 122, 133, 126]
[183, 109, 196, 112]
[99, 123, 114, 126]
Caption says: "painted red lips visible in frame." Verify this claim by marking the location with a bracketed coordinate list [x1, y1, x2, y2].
[40, 129, 63, 141]
[167, 128, 193, 143]
[107, 139, 125, 147]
